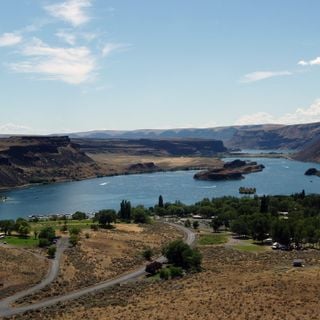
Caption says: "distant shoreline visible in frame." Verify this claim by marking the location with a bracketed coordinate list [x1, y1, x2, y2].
[0, 152, 293, 193]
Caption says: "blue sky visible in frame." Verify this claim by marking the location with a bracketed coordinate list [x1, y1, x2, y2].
[0, 0, 320, 134]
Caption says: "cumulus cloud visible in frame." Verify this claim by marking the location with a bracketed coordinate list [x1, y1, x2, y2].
[236, 99, 320, 125]
[102, 43, 131, 57]
[9, 38, 96, 84]
[0, 33, 22, 47]
[55, 30, 76, 45]
[241, 71, 292, 83]
[298, 57, 320, 66]
[0, 123, 34, 134]
[44, 0, 92, 27]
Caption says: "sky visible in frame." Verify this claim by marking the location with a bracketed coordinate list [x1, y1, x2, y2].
[0, 0, 320, 134]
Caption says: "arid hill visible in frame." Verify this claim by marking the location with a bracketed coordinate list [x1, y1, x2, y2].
[73, 138, 227, 156]
[0, 136, 102, 189]
[294, 137, 320, 163]
[69, 122, 320, 150]
[0, 136, 228, 189]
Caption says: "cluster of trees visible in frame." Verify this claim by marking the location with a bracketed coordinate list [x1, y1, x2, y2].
[155, 192, 320, 248]
[145, 239, 202, 279]
[93, 202, 151, 228]
[0, 218, 31, 237]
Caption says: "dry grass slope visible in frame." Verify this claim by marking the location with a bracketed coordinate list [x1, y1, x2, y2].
[7, 246, 320, 320]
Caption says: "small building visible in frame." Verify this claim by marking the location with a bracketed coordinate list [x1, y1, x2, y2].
[279, 212, 289, 220]
[192, 215, 203, 219]
[292, 259, 304, 267]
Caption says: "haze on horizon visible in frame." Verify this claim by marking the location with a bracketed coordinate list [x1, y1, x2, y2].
[1, 0, 320, 135]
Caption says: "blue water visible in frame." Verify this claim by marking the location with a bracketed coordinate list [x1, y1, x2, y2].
[0, 157, 320, 220]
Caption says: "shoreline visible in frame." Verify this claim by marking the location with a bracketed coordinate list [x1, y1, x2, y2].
[0, 166, 211, 193]
[0, 152, 313, 194]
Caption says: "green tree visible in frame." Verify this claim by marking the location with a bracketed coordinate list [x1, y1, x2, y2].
[39, 226, 56, 242]
[132, 207, 150, 224]
[15, 218, 31, 237]
[95, 209, 117, 228]
[192, 220, 199, 230]
[210, 216, 223, 233]
[249, 213, 271, 242]
[184, 219, 191, 228]
[231, 216, 250, 237]
[142, 247, 153, 261]
[163, 240, 202, 271]
[158, 195, 164, 208]
[271, 220, 291, 246]
[47, 246, 56, 259]
[0, 220, 15, 235]
[260, 195, 269, 213]
[119, 200, 132, 221]
[72, 211, 87, 220]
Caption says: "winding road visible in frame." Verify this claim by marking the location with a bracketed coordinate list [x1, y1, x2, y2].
[0, 223, 195, 317]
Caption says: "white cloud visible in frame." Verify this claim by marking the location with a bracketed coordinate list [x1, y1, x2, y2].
[102, 43, 130, 57]
[0, 33, 22, 47]
[55, 30, 76, 45]
[44, 0, 92, 27]
[0, 123, 34, 134]
[10, 38, 96, 84]
[235, 99, 320, 125]
[298, 57, 320, 66]
[241, 71, 292, 83]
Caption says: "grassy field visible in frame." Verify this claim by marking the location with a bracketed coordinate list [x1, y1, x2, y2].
[3, 236, 39, 247]
[198, 233, 228, 245]
[232, 239, 269, 253]
[30, 219, 96, 231]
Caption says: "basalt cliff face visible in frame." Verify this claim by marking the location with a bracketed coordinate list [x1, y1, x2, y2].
[194, 159, 265, 181]
[69, 122, 320, 151]
[0, 136, 102, 189]
[294, 137, 320, 163]
[73, 138, 227, 156]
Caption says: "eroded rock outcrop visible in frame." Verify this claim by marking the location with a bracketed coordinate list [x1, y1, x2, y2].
[0, 136, 102, 189]
[194, 159, 265, 181]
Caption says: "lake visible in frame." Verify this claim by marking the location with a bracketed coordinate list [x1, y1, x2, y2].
[0, 157, 320, 220]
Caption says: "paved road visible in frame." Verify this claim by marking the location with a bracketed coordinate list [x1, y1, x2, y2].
[0, 237, 69, 317]
[0, 223, 195, 317]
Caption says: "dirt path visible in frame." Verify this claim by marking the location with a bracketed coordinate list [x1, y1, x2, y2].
[0, 223, 194, 318]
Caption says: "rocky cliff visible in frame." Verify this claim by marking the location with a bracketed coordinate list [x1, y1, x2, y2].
[194, 159, 265, 181]
[294, 137, 320, 163]
[73, 138, 227, 156]
[0, 136, 102, 189]
[69, 122, 320, 151]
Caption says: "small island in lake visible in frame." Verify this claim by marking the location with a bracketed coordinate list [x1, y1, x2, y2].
[239, 187, 256, 194]
[194, 159, 265, 181]
[305, 168, 320, 177]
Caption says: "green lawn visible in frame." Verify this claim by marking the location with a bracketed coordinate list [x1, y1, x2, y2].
[198, 233, 228, 245]
[232, 242, 266, 253]
[30, 219, 96, 231]
[3, 236, 39, 247]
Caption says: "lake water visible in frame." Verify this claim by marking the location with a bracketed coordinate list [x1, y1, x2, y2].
[0, 157, 320, 220]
